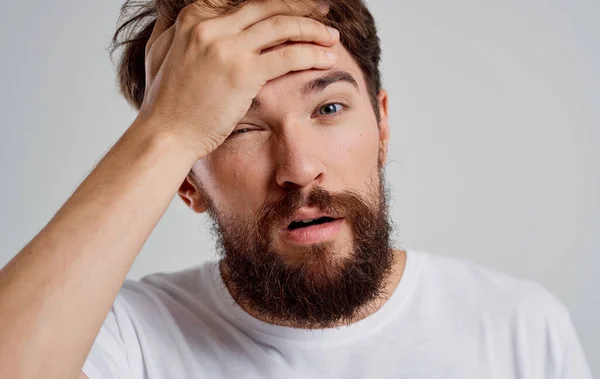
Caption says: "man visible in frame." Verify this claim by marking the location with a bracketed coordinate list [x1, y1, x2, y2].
[0, 0, 592, 378]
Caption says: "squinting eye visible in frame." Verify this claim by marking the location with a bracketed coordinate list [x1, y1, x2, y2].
[318, 103, 344, 115]
[230, 127, 252, 136]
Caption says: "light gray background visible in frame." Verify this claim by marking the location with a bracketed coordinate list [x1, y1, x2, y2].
[0, 0, 597, 373]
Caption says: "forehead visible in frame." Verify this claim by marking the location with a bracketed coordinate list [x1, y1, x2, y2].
[255, 43, 368, 105]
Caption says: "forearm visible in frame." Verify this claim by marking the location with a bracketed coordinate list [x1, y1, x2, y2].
[0, 118, 198, 379]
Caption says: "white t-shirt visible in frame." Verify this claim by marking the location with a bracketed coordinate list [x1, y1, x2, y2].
[82, 249, 593, 379]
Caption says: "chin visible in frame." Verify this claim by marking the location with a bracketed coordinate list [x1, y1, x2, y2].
[275, 238, 355, 283]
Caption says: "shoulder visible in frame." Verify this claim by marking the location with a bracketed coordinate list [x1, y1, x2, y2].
[113, 260, 220, 318]
[408, 250, 590, 374]
[413, 249, 571, 324]
[412, 250, 574, 361]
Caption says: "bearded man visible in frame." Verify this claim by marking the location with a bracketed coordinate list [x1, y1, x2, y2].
[0, 0, 592, 378]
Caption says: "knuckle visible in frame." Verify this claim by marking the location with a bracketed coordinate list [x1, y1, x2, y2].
[302, 18, 324, 38]
[318, 47, 329, 59]
[305, 17, 322, 30]
[279, 46, 294, 61]
[176, 6, 197, 25]
[191, 22, 213, 44]
[283, 46, 304, 62]
[314, 48, 326, 62]
[267, 15, 285, 31]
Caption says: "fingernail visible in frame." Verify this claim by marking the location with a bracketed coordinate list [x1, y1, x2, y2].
[326, 51, 337, 60]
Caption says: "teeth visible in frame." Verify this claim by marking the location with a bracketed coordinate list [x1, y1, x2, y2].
[300, 219, 315, 223]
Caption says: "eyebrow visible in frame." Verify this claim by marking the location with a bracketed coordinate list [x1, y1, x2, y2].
[249, 70, 360, 112]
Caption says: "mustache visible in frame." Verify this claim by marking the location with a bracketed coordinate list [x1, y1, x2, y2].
[255, 186, 371, 235]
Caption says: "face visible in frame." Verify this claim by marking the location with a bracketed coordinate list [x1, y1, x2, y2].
[178, 42, 394, 328]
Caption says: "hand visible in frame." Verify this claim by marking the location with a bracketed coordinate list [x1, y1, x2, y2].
[136, 0, 339, 159]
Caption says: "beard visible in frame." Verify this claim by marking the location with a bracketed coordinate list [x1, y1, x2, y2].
[204, 167, 396, 329]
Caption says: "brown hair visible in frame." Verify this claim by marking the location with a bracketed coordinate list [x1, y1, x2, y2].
[109, 0, 382, 121]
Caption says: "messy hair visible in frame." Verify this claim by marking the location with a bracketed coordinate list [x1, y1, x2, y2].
[109, 0, 382, 121]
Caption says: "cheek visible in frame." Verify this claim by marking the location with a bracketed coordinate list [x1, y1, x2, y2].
[327, 119, 380, 188]
[200, 149, 269, 212]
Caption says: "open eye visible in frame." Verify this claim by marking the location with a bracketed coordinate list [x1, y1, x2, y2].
[318, 103, 345, 116]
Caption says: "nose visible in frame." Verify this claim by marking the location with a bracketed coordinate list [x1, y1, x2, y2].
[274, 131, 326, 190]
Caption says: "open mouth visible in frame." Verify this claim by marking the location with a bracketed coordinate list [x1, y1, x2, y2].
[287, 217, 337, 230]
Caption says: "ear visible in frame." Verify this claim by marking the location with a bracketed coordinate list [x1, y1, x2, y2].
[377, 89, 390, 166]
[177, 174, 208, 214]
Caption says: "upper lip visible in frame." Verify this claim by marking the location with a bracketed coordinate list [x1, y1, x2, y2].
[283, 208, 342, 229]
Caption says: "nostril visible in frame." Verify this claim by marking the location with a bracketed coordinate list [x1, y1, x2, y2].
[283, 181, 300, 190]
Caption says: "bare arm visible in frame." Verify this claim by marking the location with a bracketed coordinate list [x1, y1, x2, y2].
[0, 1, 337, 378]
[0, 120, 197, 379]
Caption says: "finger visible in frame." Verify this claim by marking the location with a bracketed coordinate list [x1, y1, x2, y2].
[174, 1, 224, 31]
[222, 0, 329, 32]
[258, 43, 337, 81]
[237, 15, 339, 53]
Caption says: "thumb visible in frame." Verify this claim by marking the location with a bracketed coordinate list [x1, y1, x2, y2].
[144, 18, 176, 92]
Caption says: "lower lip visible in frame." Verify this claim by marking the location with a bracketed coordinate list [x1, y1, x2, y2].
[280, 218, 344, 245]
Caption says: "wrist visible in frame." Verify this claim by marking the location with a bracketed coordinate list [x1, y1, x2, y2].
[127, 114, 203, 163]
